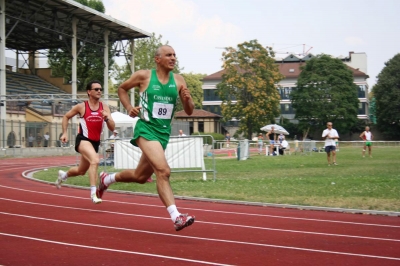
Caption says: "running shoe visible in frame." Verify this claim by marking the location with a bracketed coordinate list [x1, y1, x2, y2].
[55, 170, 66, 189]
[333, 162, 338, 166]
[96, 172, 109, 199]
[91, 193, 102, 204]
[174, 214, 195, 231]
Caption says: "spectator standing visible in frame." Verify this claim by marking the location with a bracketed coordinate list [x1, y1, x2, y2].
[322, 122, 339, 166]
[43, 132, 50, 147]
[266, 127, 276, 156]
[36, 133, 43, 147]
[178, 129, 186, 137]
[360, 126, 374, 158]
[225, 132, 231, 148]
[257, 133, 263, 155]
[28, 134, 35, 147]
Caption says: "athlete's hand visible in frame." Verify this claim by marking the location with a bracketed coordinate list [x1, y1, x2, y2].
[60, 133, 68, 143]
[179, 85, 192, 102]
[101, 110, 109, 121]
[128, 106, 142, 118]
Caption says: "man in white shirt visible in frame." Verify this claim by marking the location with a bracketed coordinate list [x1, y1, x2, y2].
[322, 122, 339, 166]
[178, 129, 186, 137]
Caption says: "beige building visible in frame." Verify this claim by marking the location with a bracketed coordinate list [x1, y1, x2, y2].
[175, 109, 223, 135]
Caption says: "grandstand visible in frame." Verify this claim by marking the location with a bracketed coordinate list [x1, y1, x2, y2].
[6, 71, 70, 115]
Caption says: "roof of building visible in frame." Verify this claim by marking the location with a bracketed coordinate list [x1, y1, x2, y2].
[5, 0, 151, 51]
[175, 109, 222, 118]
[203, 61, 368, 80]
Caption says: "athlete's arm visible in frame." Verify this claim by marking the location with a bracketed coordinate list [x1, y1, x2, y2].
[359, 131, 365, 139]
[61, 103, 84, 143]
[175, 74, 194, 115]
[118, 70, 149, 117]
[101, 103, 115, 132]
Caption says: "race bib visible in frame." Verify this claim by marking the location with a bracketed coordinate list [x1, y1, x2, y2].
[152, 102, 173, 119]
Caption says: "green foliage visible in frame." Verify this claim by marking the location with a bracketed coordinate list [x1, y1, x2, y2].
[110, 33, 183, 106]
[177, 73, 205, 111]
[217, 40, 284, 139]
[369, 97, 377, 124]
[373, 53, 400, 140]
[75, 0, 105, 12]
[47, 0, 109, 91]
[291, 54, 359, 136]
[192, 132, 225, 146]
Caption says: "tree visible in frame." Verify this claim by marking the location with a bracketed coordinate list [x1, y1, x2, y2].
[179, 73, 204, 110]
[290, 54, 359, 139]
[373, 53, 400, 139]
[216, 40, 284, 139]
[111, 33, 183, 105]
[47, 0, 111, 91]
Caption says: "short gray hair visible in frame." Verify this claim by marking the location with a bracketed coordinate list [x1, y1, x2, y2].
[155, 45, 172, 57]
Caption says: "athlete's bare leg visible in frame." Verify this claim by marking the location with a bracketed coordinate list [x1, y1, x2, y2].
[114, 137, 175, 207]
[66, 140, 99, 186]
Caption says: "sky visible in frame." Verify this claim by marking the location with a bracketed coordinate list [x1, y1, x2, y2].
[102, 0, 400, 88]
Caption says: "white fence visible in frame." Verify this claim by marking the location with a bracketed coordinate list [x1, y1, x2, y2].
[99, 135, 217, 181]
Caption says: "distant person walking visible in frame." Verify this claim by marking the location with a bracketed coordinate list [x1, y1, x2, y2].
[322, 122, 339, 166]
[360, 126, 373, 158]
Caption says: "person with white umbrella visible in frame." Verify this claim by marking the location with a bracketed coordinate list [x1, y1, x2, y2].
[266, 126, 277, 156]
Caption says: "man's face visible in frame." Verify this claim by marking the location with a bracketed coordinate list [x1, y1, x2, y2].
[156, 46, 176, 70]
[88, 83, 102, 99]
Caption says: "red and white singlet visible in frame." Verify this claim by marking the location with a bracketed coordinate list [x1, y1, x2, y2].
[78, 101, 105, 141]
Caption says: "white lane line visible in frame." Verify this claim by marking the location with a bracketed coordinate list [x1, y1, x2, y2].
[1, 199, 399, 243]
[1, 212, 399, 262]
[0, 232, 233, 266]
[0, 184, 399, 228]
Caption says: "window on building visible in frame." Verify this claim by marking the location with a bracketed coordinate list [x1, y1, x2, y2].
[358, 102, 366, 115]
[198, 121, 204, 133]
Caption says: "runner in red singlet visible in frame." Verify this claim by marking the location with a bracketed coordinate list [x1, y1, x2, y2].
[55, 80, 115, 204]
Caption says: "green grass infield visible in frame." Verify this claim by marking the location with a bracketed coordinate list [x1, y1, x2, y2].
[34, 146, 400, 212]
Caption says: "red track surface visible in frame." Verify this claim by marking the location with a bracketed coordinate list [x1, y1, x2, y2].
[1, 156, 399, 265]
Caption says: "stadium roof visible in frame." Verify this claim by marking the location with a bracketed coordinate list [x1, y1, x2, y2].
[5, 0, 151, 51]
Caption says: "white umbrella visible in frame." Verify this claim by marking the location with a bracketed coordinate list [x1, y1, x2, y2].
[260, 124, 289, 135]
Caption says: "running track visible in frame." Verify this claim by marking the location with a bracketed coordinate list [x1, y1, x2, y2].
[1, 156, 400, 265]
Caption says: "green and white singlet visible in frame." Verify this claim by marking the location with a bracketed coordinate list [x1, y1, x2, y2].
[131, 69, 179, 150]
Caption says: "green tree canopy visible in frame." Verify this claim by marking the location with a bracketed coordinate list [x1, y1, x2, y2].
[290, 54, 359, 138]
[180, 73, 204, 110]
[47, 0, 108, 91]
[373, 53, 400, 139]
[217, 40, 284, 139]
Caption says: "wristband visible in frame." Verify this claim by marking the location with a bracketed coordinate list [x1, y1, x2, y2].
[104, 118, 109, 122]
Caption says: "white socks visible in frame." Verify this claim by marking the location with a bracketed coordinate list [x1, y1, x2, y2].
[167, 205, 180, 222]
[90, 186, 96, 195]
[103, 173, 116, 186]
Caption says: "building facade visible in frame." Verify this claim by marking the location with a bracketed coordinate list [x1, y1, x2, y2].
[202, 51, 369, 133]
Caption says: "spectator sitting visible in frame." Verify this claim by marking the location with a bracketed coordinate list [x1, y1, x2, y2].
[279, 140, 289, 155]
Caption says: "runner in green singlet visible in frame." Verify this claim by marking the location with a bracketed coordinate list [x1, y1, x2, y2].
[96, 45, 196, 231]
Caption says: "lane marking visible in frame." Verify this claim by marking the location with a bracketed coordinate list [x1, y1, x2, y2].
[0, 232, 232, 265]
[1, 200, 399, 242]
[0, 185, 399, 228]
[1, 213, 399, 261]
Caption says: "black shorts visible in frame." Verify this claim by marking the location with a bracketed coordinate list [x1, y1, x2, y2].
[75, 134, 101, 153]
[325, 145, 336, 153]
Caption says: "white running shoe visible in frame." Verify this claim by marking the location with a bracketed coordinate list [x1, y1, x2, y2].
[91, 193, 102, 204]
[55, 170, 66, 189]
